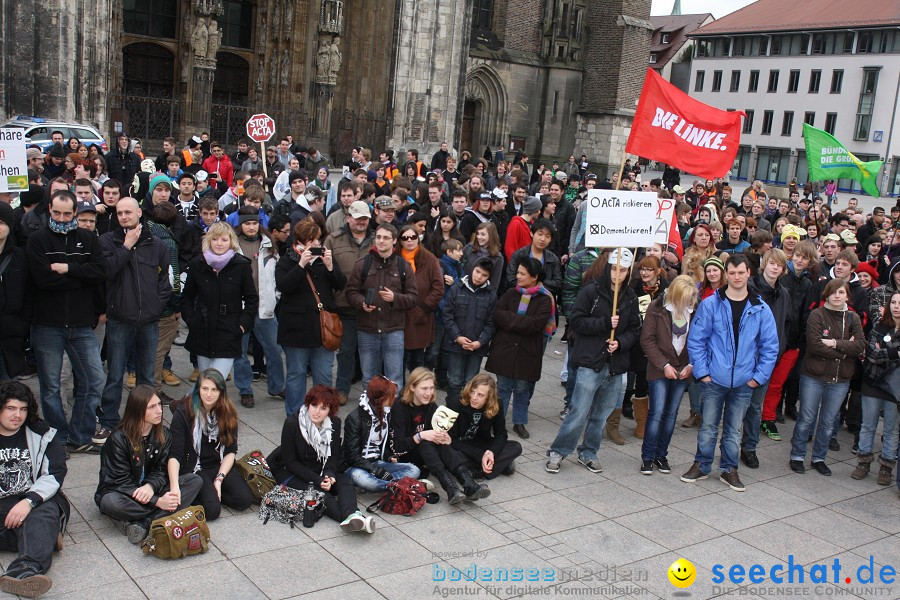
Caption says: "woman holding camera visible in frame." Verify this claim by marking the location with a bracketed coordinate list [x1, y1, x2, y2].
[275, 218, 346, 417]
[268, 385, 375, 533]
[167, 369, 254, 520]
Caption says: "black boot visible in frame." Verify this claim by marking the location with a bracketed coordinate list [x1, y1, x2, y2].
[622, 394, 634, 420]
[456, 466, 490, 501]
[436, 470, 465, 505]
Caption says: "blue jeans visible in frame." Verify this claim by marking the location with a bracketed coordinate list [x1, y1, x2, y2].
[233, 316, 285, 397]
[283, 346, 334, 416]
[445, 352, 484, 403]
[346, 461, 421, 493]
[551, 366, 625, 461]
[100, 319, 159, 430]
[31, 325, 105, 446]
[196, 357, 235, 379]
[357, 330, 404, 389]
[859, 394, 900, 460]
[790, 375, 849, 463]
[497, 376, 533, 426]
[335, 317, 358, 396]
[694, 380, 754, 474]
[741, 381, 771, 453]
[687, 380, 702, 415]
[642, 378, 690, 462]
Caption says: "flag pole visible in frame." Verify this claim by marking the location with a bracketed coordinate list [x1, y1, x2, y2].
[609, 246, 622, 343]
[614, 153, 628, 190]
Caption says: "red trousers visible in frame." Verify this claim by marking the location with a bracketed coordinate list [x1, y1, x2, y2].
[762, 348, 799, 421]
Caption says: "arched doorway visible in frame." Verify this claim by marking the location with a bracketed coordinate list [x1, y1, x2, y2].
[210, 52, 250, 146]
[461, 100, 478, 155]
[464, 65, 508, 155]
[122, 43, 176, 140]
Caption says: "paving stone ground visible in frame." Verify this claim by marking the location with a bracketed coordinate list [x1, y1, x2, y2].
[4, 318, 898, 600]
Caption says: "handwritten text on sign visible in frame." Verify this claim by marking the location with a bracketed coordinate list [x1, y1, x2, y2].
[654, 196, 675, 247]
[246, 114, 276, 143]
[585, 190, 658, 248]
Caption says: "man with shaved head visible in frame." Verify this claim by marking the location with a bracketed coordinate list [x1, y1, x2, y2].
[95, 198, 172, 444]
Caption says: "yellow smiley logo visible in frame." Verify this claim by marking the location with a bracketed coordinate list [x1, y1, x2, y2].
[668, 558, 696, 588]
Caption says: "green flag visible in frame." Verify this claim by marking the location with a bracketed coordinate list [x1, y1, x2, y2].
[802, 123, 882, 198]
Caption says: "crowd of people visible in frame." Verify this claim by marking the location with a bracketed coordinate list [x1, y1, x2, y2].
[0, 131, 897, 597]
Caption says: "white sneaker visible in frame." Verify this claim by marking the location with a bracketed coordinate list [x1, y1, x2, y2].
[340, 511, 366, 532]
[363, 516, 376, 534]
[419, 478, 435, 491]
[545, 451, 562, 474]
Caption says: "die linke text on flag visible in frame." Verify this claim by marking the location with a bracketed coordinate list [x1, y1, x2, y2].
[626, 68, 745, 180]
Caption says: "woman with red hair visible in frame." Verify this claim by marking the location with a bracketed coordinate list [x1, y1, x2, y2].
[268, 386, 375, 533]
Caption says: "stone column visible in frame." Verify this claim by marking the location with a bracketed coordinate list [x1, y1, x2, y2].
[574, 0, 652, 177]
[387, 0, 472, 160]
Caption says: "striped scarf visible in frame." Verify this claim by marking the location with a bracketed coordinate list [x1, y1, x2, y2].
[515, 284, 557, 338]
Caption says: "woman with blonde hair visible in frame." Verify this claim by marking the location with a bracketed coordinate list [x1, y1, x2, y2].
[450, 374, 522, 479]
[681, 224, 715, 282]
[390, 367, 488, 504]
[639, 276, 698, 474]
[181, 222, 258, 378]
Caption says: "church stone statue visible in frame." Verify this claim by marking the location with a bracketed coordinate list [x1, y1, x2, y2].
[191, 18, 209, 58]
[206, 20, 221, 59]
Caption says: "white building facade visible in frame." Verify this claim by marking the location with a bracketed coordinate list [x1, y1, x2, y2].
[688, 19, 900, 197]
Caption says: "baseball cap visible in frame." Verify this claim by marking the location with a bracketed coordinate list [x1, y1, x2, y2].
[672, 185, 686, 195]
[195, 170, 209, 182]
[348, 200, 371, 219]
[374, 195, 395, 209]
[76, 202, 97, 215]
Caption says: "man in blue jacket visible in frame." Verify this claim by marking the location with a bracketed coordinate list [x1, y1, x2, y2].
[681, 253, 778, 492]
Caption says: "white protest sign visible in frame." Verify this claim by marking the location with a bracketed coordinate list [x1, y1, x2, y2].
[584, 189, 658, 248]
[0, 128, 28, 193]
[654, 196, 676, 247]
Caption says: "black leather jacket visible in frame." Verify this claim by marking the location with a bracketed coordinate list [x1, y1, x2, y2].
[343, 405, 393, 473]
[95, 429, 171, 507]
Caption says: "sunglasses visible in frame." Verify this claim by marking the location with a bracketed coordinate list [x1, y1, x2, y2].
[400, 235, 417, 241]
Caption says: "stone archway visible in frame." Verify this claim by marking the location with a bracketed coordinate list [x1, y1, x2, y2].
[464, 64, 508, 157]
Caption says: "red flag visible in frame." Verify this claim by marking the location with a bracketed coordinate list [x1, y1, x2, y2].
[668, 210, 683, 260]
[626, 69, 745, 180]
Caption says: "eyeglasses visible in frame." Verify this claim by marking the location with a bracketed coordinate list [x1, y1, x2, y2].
[639, 267, 655, 272]
[400, 235, 417, 241]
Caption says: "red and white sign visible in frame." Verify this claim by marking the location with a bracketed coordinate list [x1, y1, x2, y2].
[246, 113, 276, 143]
[626, 68, 745, 180]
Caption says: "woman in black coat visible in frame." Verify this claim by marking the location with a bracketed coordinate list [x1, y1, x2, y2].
[267, 385, 375, 533]
[181, 222, 258, 379]
[274, 218, 346, 417]
[449, 374, 522, 479]
[167, 369, 253, 520]
[484, 257, 554, 440]
[0, 203, 29, 379]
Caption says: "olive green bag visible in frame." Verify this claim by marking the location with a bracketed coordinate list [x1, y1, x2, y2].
[234, 449, 277, 503]
[140, 505, 210, 559]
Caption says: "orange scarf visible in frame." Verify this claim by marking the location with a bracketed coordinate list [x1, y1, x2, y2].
[400, 246, 419, 273]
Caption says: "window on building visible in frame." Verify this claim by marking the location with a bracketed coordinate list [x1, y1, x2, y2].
[781, 111, 794, 136]
[767, 70, 779, 92]
[812, 33, 825, 54]
[733, 37, 746, 56]
[557, 2, 569, 37]
[722, 38, 732, 56]
[472, 0, 493, 30]
[730, 70, 741, 92]
[748, 70, 759, 92]
[799, 33, 810, 55]
[830, 70, 843, 93]
[758, 36, 769, 55]
[743, 110, 754, 134]
[858, 31, 873, 53]
[762, 110, 774, 135]
[771, 36, 782, 55]
[804, 111, 815, 126]
[755, 147, 790, 183]
[788, 70, 800, 92]
[808, 70, 821, 93]
[696, 40, 711, 57]
[649, 52, 657, 64]
[825, 112, 837, 135]
[661, 33, 669, 44]
[712, 70, 722, 92]
[843, 32, 855, 53]
[694, 70, 705, 92]
[220, 0, 253, 48]
[733, 145, 751, 180]
[854, 67, 880, 140]
[123, 0, 177, 38]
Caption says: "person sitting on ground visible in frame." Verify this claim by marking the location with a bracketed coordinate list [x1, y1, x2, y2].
[343, 376, 423, 493]
[167, 370, 254, 521]
[267, 385, 375, 533]
[449, 374, 522, 479]
[390, 367, 488, 504]
[0, 382, 70, 599]
[95, 385, 202, 544]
